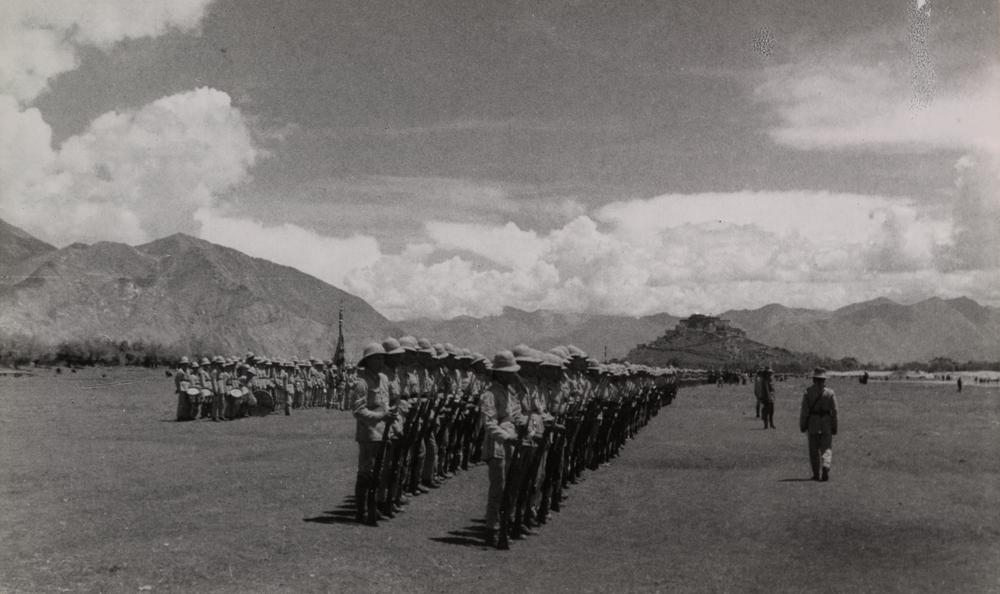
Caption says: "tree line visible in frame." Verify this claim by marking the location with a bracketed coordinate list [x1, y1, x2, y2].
[0, 334, 194, 368]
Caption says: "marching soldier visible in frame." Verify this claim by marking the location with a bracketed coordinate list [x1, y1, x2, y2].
[799, 368, 838, 481]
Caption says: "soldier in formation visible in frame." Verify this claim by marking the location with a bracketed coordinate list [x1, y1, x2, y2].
[340, 336, 678, 546]
[170, 352, 347, 422]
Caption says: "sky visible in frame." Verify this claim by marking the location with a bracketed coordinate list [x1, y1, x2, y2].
[1, 0, 998, 320]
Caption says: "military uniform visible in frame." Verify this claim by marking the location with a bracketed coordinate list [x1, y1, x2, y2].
[351, 356, 392, 519]
[174, 361, 192, 421]
[759, 369, 775, 429]
[799, 369, 838, 481]
[481, 364, 526, 535]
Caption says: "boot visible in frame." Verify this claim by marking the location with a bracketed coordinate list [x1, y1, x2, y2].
[821, 467, 830, 482]
[354, 477, 368, 523]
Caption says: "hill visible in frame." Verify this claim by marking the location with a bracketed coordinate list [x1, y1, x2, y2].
[0, 221, 400, 358]
[624, 314, 825, 370]
[400, 307, 678, 359]
[0, 219, 56, 278]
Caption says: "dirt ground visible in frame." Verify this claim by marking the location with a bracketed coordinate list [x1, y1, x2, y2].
[1, 368, 998, 593]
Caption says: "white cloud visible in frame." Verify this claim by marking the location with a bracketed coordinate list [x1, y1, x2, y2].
[0, 0, 213, 103]
[327, 188, 1000, 320]
[194, 208, 382, 287]
[754, 40, 1000, 276]
[425, 221, 546, 269]
[1, 87, 257, 245]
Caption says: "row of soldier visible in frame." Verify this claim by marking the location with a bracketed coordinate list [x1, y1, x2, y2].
[172, 354, 350, 421]
[348, 337, 679, 549]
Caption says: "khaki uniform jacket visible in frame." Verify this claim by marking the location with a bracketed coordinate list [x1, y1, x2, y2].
[799, 385, 838, 434]
[174, 369, 190, 393]
[480, 380, 526, 459]
[352, 372, 391, 443]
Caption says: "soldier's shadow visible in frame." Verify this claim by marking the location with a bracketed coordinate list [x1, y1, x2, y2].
[430, 518, 491, 548]
[303, 495, 361, 525]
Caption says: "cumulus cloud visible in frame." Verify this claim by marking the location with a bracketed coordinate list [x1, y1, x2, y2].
[1, 88, 257, 245]
[0, 0, 282, 250]
[194, 208, 382, 287]
[0, 0, 212, 103]
[329, 189, 996, 320]
[754, 29, 1000, 280]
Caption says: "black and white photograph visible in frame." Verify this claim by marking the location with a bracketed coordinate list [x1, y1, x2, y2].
[1, 0, 998, 592]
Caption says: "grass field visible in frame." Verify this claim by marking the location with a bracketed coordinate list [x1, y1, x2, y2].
[2, 369, 998, 593]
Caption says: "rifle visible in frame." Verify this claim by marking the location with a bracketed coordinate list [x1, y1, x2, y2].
[385, 397, 422, 510]
[516, 422, 554, 534]
[406, 393, 440, 493]
[497, 443, 522, 550]
[537, 394, 573, 521]
[366, 409, 396, 526]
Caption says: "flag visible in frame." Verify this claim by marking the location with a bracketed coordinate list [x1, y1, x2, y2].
[333, 307, 346, 368]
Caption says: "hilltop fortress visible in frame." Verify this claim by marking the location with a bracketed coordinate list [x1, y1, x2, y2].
[626, 314, 819, 370]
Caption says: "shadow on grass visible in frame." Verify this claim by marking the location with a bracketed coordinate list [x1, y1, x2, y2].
[430, 518, 492, 548]
[778, 478, 817, 482]
[304, 495, 362, 526]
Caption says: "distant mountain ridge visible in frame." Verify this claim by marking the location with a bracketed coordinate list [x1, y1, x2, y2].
[400, 306, 678, 360]
[720, 297, 1000, 364]
[0, 221, 400, 358]
[2, 217, 998, 365]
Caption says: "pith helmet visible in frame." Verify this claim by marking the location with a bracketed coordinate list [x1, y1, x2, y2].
[417, 338, 436, 356]
[491, 350, 520, 373]
[359, 342, 386, 365]
[179, 356, 190, 365]
[512, 344, 542, 364]
[381, 337, 405, 355]
[540, 353, 565, 368]
[398, 336, 418, 351]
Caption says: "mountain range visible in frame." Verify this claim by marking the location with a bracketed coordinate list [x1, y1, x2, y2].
[719, 298, 1000, 365]
[1, 217, 998, 364]
[0, 220, 400, 358]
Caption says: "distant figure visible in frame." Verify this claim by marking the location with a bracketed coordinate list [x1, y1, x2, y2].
[860, 371, 869, 385]
[957, 377, 963, 393]
[753, 370, 763, 418]
[759, 367, 775, 429]
[800, 368, 838, 482]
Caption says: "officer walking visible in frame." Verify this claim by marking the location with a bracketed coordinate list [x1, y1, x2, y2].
[799, 368, 838, 481]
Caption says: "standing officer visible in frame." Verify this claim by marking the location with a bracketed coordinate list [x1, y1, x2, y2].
[351, 342, 396, 523]
[799, 368, 838, 481]
[753, 368, 763, 418]
[480, 350, 526, 546]
[759, 367, 776, 429]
